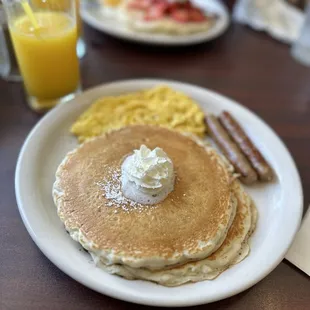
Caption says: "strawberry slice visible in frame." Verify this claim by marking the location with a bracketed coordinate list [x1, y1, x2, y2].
[144, 2, 168, 21]
[189, 8, 206, 22]
[152, 0, 167, 5]
[183, 0, 193, 10]
[167, 1, 189, 12]
[170, 8, 190, 23]
[128, 0, 152, 11]
[154, 0, 169, 11]
[167, 3, 179, 14]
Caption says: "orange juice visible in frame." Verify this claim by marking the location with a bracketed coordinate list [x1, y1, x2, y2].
[31, 0, 82, 36]
[10, 11, 79, 101]
[75, 0, 82, 37]
[104, 0, 122, 7]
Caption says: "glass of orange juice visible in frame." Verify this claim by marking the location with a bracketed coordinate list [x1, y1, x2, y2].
[30, 0, 86, 59]
[3, 0, 81, 112]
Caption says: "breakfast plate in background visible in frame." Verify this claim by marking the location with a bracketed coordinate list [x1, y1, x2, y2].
[15, 79, 303, 306]
[80, 0, 230, 45]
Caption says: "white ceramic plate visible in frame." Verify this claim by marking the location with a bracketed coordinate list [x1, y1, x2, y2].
[15, 79, 303, 307]
[80, 0, 229, 45]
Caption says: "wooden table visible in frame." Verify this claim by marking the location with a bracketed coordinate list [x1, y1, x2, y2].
[1, 21, 310, 309]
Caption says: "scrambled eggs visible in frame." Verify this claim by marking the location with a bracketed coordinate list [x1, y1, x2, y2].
[71, 86, 206, 143]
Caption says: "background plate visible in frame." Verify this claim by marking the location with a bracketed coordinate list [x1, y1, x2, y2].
[80, 0, 230, 45]
[15, 79, 303, 307]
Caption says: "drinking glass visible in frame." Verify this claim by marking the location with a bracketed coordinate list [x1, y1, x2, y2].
[31, 0, 86, 58]
[0, 0, 21, 81]
[3, 0, 81, 112]
[76, 0, 86, 59]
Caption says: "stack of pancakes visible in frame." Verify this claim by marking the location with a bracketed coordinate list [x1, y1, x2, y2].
[53, 125, 257, 286]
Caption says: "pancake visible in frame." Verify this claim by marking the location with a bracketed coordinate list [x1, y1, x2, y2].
[98, 180, 257, 286]
[53, 125, 236, 270]
[123, 15, 216, 36]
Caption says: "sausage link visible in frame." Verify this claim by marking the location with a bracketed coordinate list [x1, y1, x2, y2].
[219, 111, 273, 181]
[205, 114, 258, 185]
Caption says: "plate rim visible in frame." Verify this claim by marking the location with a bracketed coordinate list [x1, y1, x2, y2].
[15, 78, 303, 307]
[80, 0, 230, 46]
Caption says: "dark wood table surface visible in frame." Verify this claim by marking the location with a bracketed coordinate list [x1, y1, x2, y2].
[1, 17, 310, 310]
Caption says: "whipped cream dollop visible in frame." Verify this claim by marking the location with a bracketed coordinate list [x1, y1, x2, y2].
[121, 145, 175, 204]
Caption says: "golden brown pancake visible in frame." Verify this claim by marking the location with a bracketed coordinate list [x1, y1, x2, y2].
[53, 125, 236, 270]
[98, 180, 257, 286]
